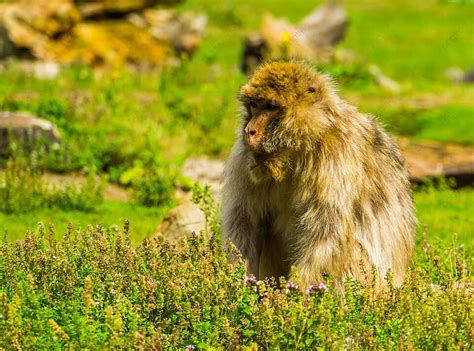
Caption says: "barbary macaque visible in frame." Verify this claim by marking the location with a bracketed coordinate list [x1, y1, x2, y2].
[221, 61, 416, 290]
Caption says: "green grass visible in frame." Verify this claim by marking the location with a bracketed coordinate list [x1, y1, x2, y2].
[415, 187, 474, 247]
[414, 106, 474, 144]
[1, 187, 472, 247]
[0, 200, 172, 244]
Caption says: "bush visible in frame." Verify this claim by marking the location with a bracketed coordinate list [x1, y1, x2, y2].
[0, 158, 104, 213]
[120, 163, 179, 208]
[0, 218, 471, 349]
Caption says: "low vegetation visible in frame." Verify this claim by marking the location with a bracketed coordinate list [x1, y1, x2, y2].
[0, 158, 104, 214]
[0, 190, 471, 349]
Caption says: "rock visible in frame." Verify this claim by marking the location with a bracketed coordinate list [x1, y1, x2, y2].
[65, 21, 170, 66]
[75, 0, 181, 19]
[155, 157, 224, 240]
[446, 66, 474, 84]
[242, 1, 349, 72]
[0, 0, 80, 60]
[0, 111, 61, 154]
[241, 35, 267, 75]
[180, 157, 224, 197]
[368, 64, 401, 94]
[462, 68, 474, 83]
[298, 2, 349, 50]
[0, 0, 205, 66]
[0, 25, 15, 59]
[34, 61, 61, 79]
[399, 138, 474, 188]
[155, 201, 206, 241]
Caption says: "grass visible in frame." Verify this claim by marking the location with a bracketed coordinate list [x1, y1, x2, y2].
[415, 187, 474, 247]
[0, 200, 172, 244]
[0, 187, 472, 247]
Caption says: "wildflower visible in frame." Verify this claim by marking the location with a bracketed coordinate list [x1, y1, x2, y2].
[281, 31, 292, 44]
[305, 283, 328, 295]
[318, 283, 328, 292]
[111, 289, 116, 295]
[185, 345, 195, 351]
[287, 281, 299, 290]
[244, 275, 257, 287]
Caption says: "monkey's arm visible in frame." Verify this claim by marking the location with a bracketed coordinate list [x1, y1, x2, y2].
[221, 204, 263, 278]
[221, 145, 264, 278]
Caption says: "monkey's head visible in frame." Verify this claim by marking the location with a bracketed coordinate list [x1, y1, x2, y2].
[238, 61, 337, 159]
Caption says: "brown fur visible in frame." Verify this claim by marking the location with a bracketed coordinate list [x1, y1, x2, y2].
[221, 61, 416, 290]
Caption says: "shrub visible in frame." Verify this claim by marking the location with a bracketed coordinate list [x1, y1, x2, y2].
[0, 218, 471, 349]
[120, 163, 180, 208]
[0, 158, 104, 213]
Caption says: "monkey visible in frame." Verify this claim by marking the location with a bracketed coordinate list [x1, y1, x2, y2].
[221, 60, 416, 291]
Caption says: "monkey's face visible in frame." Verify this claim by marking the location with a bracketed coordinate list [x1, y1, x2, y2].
[239, 61, 331, 157]
[241, 99, 282, 154]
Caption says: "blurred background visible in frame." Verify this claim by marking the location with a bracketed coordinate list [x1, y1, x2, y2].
[0, 0, 472, 248]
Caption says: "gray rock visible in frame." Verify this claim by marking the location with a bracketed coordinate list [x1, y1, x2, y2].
[0, 111, 61, 154]
[155, 157, 225, 241]
[155, 200, 206, 241]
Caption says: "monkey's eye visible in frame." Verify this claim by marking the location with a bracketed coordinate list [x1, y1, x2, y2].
[265, 102, 280, 111]
[249, 101, 259, 109]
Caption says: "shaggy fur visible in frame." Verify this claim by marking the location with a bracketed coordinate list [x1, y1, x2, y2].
[221, 61, 416, 290]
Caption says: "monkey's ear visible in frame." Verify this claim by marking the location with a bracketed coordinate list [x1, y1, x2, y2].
[307, 84, 319, 94]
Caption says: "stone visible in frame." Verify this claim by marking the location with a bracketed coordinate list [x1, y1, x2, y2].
[446, 66, 474, 84]
[399, 137, 474, 188]
[368, 64, 401, 94]
[155, 200, 206, 241]
[0, 0, 80, 60]
[243, 1, 349, 70]
[155, 157, 224, 240]
[0, 111, 61, 154]
[0, 0, 205, 66]
[75, 0, 181, 19]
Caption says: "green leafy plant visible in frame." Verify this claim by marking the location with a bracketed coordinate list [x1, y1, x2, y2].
[0, 158, 104, 213]
[0, 220, 471, 349]
[120, 163, 178, 207]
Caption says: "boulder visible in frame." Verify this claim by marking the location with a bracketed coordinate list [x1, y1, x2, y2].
[0, 0, 204, 66]
[155, 200, 206, 241]
[0, 111, 61, 154]
[74, 0, 180, 19]
[0, 0, 80, 60]
[155, 158, 224, 240]
[242, 2, 348, 73]
[399, 138, 474, 188]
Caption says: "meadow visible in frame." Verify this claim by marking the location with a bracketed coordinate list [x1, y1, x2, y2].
[0, 0, 473, 348]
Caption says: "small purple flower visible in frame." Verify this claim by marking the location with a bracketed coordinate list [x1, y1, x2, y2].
[244, 275, 257, 287]
[287, 281, 299, 290]
[185, 345, 195, 351]
[318, 283, 328, 292]
[305, 282, 328, 295]
[111, 289, 116, 295]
